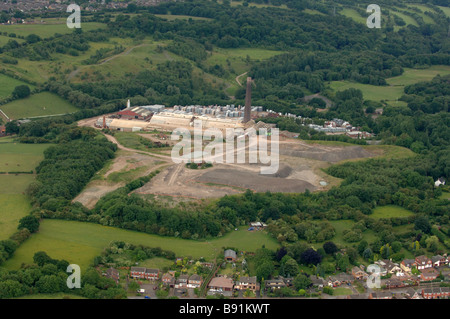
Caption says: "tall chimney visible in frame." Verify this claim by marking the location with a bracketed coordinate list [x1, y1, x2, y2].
[244, 77, 252, 123]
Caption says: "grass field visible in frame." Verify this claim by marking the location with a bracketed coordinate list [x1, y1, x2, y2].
[438, 6, 450, 17]
[333, 287, 353, 295]
[371, 205, 414, 219]
[0, 22, 106, 38]
[0, 74, 34, 100]
[0, 174, 36, 194]
[328, 81, 404, 103]
[439, 192, 450, 200]
[154, 14, 212, 21]
[329, 65, 450, 104]
[0, 137, 49, 172]
[340, 8, 367, 25]
[1, 220, 279, 271]
[0, 194, 32, 240]
[386, 66, 450, 87]
[0, 92, 78, 120]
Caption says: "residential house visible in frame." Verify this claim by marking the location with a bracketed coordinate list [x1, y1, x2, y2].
[420, 268, 440, 281]
[415, 255, 432, 270]
[351, 266, 368, 280]
[405, 288, 421, 299]
[224, 249, 237, 262]
[435, 178, 446, 187]
[235, 276, 260, 292]
[188, 274, 203, 289]
[376, 260, 403, 276]
[310, 275, 326, 289]
[145, 268, 159, 281]
[0, 125, 6, 137]
[384, 278, 405, 289]
[281, 276, 294, 287]
[422, 287, 450, 299]
[264, 278, 286, 291]
[130, 267, 146, 279]
[208, 276, 234, 293]
[105, 267, 120, 284]
[328, 273, 353, 287]
[401, 259, 417, 273]
[162, 273, 175, 288]
[369, 292, 393, 299]
[432, 255, 446, 267]
[175, 274, 189, 288]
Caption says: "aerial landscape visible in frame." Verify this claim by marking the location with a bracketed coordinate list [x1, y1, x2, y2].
[0, 0, 449, 310]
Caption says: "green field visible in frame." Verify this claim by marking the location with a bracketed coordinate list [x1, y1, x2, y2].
[333, 287, 353, 296]
[439, 192, 450, 200]
[0, 138, 51, 239]
[340, 8, 367, 25]
[155, 14, 212, 21]
[0, 74, 35, 100]
[329, 65, 450, 104]
[371, 205, 414, 219]
[0, 22, 106, 38]
[329, 81, 404, 103]
[1, 92, 78, 120]
[0, 194, 32, 240]
[386, 66, 450, 87]
[1, 220, 279, 271]
[438, 6, 450, 17]
[0, 137, 49, 172]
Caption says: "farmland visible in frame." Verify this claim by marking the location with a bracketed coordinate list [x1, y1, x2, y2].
[0, 137, 50, 172]
[328, 65, 450, 105]
[0, 137, 51, 239]
[0, 92, 79, 120]
[1, 220, 278, 271]
[0, 22, 106, 39]
[0, 74, 34, 100]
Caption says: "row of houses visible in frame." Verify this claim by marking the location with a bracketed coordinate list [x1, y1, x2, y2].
[207, 276, 261, 296]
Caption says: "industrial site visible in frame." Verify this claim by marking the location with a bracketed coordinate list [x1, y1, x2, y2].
[76, 77, 376, 207]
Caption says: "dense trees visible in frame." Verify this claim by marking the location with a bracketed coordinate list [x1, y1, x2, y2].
[12, 85, 31, 99]
[0, 252, 126, 299]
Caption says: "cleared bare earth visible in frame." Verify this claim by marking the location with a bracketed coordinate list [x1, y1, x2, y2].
[72, 150, 166, 209]
[76, 116, 378, 203]
[134, 140, 376, 199]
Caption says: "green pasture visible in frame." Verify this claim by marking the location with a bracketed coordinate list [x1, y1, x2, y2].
[0, 136, 49, 172]
[0, 174, 35, 194]
[0, 194, 32, 240]
[440, 192, 450, 200]
[154, 14, 212, 21]
[370, 205, 414, 219]
[0, 74, 34, 100]
[0, 22, 106, 39]
[329, 81, 404, 103]
[1, 220, 279, 271]
[387, 66, 450, 86]
[340, 8, 366, 25]
[1, 92, 78, 120]
[438, 6, 450, 17]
